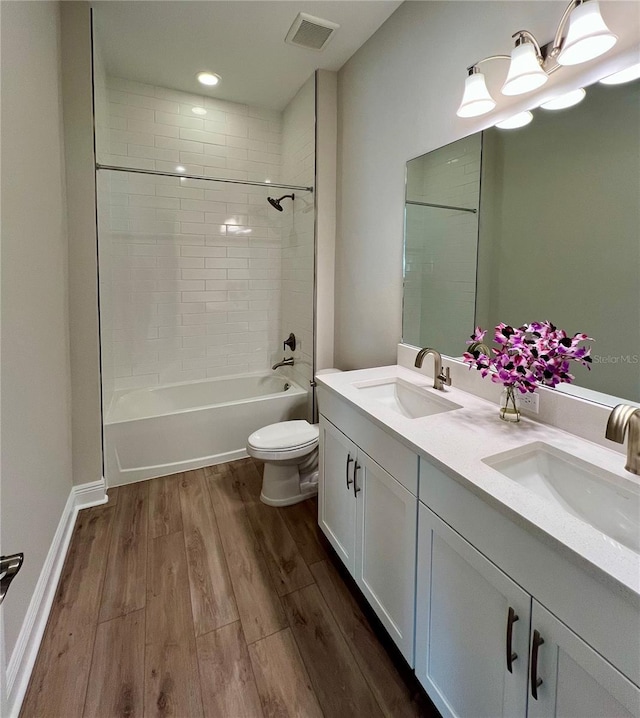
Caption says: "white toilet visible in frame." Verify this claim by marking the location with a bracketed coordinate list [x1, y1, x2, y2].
[246, 420, 319, 506]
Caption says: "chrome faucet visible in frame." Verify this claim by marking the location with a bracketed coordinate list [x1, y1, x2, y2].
[414, 347, 452, 391]
[605, 404, 640, 475]
[272, 357, 294, 370]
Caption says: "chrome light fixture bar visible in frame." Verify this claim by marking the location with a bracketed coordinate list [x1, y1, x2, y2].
[456, 0, 617, 118]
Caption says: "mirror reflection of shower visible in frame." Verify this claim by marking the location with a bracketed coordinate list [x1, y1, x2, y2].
[267, 194, 295, 211]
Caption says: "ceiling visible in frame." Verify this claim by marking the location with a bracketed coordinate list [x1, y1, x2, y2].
[92, 1, 402, 109]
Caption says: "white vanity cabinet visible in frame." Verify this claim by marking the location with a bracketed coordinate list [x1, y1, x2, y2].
[318, 413, 418, 664]
[416, 457, 640, 718]
[416, 503, 531, 718]
[416, 504, 640, 718]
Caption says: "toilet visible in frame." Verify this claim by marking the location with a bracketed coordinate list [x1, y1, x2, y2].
[246, 420, 319, 506]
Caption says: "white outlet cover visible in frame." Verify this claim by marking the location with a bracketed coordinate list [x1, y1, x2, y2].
[520, 392, 540, 414]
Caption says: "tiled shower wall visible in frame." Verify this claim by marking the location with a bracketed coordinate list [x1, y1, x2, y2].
[95, 75, 315, 406]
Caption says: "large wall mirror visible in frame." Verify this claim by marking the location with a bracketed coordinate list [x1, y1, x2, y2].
[403, 77, 640, 405]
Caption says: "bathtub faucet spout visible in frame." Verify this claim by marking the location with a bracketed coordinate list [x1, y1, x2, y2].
[272, 357, 294, 370]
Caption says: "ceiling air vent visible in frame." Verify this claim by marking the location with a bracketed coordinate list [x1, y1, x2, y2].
[285, 13, 340, 51]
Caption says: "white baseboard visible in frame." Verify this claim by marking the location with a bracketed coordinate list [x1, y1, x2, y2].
[6, 477, 107, 718]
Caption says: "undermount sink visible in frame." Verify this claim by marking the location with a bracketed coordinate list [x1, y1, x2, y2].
[483, 442, 640, 553]
[352, 377, 462, 419]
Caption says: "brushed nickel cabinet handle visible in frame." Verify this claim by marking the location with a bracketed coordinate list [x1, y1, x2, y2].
[531, 629, 544, 700]
[506, 606, 519, 673]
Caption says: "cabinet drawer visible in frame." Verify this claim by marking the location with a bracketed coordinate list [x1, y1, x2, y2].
[318, 386, 418, 495]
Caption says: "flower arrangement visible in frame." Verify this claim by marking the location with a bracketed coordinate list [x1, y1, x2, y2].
[463, 321, 593, 394]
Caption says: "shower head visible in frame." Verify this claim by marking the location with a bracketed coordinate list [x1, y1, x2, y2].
[267, 193, 295, 211]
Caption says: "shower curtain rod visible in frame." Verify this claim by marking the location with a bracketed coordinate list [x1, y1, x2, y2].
[406, 199, 477, 214]
[96, 164, 313, 192]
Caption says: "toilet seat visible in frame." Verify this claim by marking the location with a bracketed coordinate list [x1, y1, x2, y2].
[248, 420, 319, 452]
[248, 420, 318, 450]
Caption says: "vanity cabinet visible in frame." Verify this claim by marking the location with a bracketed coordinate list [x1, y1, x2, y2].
[416, 504, 640, 718]
[416, 503, 530, 718]
[319, 415, 417, 663]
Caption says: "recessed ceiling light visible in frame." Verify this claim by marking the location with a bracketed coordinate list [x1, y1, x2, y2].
[197, 72, 221, 87]
[495, 111, 533, 130]
[176, 166, 186, 173]
[599, 62, 640, 85]
[191, 106, 207, 116]
[540, 88, 586, 110]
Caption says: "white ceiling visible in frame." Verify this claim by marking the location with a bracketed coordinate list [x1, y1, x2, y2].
[93, 1, 402, 109]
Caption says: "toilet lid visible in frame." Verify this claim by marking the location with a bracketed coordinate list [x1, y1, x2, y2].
[248, 420, 319, 451]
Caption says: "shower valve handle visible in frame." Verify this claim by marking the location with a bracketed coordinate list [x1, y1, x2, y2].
[283, 333, 296, 352]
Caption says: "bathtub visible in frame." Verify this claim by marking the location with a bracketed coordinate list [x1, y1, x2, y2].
[104, 373, 308, 486]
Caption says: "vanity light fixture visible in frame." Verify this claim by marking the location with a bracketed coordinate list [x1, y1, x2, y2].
[495, 111, 534, 129]
[540, 87, 586, 110]
[197, 71, 221, 87]
[600, 62, 640, 85]
[456, 0, 617, 118]
[501, 32, 548, 96]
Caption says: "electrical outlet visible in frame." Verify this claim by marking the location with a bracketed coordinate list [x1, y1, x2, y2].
[519, 392, 539, 414]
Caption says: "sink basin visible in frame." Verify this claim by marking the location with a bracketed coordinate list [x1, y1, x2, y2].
[352, 377, 461, 419]
[483, 442, 640, 553]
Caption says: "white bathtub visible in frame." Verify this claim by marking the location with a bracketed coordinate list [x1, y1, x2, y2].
[104, 373, 308, 486]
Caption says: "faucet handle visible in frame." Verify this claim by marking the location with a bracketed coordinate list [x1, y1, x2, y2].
[439, 367, 452, 386]
[283, 333, 296, 351]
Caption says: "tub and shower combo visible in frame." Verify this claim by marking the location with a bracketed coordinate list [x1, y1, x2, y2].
[104, 373, 308, 485]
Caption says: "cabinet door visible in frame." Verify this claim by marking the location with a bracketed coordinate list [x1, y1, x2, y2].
[355, 452, 417, 665]
[416, 504, 531, 718]
[528, 601, 640, 718]
[318, 416, 357, 573]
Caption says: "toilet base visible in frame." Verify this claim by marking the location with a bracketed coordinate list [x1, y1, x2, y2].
[260, 461, 318, 507]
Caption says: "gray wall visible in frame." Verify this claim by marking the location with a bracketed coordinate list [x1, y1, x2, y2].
[1, 0, 73, 659]
[61, 2, 103, 486]
[335, 1, 640, 369]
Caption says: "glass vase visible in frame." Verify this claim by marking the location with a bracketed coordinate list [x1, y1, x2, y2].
[499, 385, 521, 422]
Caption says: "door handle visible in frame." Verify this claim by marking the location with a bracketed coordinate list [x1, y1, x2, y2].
[530, 629, 544, 700]
[506, 606, 519, 673]
[346, 454, 354, 488]
[353, 462, 361, 496]
[0, 553, 24, 605]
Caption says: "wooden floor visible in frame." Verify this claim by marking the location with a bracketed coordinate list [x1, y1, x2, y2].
[21, 458, 437, 718]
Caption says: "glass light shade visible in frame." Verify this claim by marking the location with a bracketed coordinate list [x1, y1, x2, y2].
[456, 72, 496, 118]
[557, 1, 617, 66]
[495, 111, 533, 129]
[540, 88, 586, 110]
[600, 62, 640, 85]
[501, 42, 548, 96]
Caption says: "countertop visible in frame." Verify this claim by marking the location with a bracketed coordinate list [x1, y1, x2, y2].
[316, 364, 640, 600]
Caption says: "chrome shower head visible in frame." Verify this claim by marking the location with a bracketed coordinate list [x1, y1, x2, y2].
[267, 193, 295, 211]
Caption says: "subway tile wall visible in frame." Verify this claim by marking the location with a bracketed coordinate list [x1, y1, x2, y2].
[95, 76, 315, 406]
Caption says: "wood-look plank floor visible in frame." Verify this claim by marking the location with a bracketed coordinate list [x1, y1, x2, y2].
[21, 458, 437, 718]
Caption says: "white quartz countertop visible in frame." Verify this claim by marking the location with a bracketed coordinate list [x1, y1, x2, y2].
[316, 365, 640, 600]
